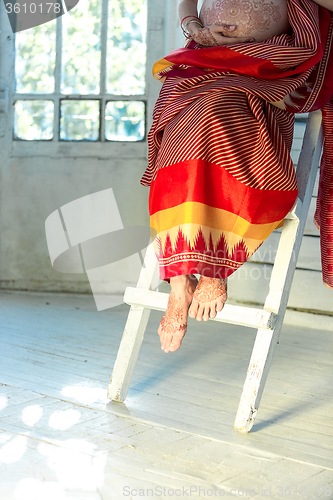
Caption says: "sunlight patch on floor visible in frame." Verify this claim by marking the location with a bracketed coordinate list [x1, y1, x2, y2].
[61, 386, 109, 406]
[49, 409, 81, 430]
[21, 405, 43, 427]
[0, 435, 27, 464]
[37, 441, 107, 490]
[0, 395, 7, 411]
[15, 478, 66, 500]
[47, 438, 99, 455]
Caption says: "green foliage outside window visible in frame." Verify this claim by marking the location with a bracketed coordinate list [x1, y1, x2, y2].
[62, 0, 102, 94]
[15, 22, 56, 93]
[14, 0, 147, 141]
[107, 0, 147, 95]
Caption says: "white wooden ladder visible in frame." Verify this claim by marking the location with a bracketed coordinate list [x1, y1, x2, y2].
[107, 110, 323, 433]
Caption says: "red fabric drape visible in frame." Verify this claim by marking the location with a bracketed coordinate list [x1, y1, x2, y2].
[141, 0, 333, 287]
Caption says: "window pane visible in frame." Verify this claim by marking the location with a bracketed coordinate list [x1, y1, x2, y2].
[60, 100, 100, 140]
[14, 100, 54, 140]
[61, 0, 102, 94]
[15, 23, 56, 93]
[107, 0, 147, 95]
[105, 101, 144, 141]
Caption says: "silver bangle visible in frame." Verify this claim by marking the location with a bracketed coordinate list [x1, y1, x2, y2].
[182, 19, 203, 38]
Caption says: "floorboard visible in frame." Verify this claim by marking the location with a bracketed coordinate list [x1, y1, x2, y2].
[0, 291, 332, 500]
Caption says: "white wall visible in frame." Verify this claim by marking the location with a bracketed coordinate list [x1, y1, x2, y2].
[0, 0, 165, 295]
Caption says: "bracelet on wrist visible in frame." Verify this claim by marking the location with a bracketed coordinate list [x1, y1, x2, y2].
[180, 15, 201, 26]
[180, 16, 203, 38]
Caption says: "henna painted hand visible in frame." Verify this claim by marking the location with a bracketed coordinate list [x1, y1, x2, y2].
[209, 24, 255, 44]
[188, 23, 255, 46]
[189, 25, 220, 46]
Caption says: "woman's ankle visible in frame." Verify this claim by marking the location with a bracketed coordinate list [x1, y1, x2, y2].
[170, 274, 188, 288]
[170, 274, 197, 290]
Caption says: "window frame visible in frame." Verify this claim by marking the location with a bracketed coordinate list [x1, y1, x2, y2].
[10, 0, 165, 158]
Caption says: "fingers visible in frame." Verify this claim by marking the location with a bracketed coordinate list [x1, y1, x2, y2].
[191, 24, 255, 46]
[192, 27, 219, 46]
[207, 24, 255, 44]
[209, 24, 237, 32]
[211, 32, 255, 44]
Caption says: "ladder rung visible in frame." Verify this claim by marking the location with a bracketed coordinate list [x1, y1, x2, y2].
[123, 287, 277, 330]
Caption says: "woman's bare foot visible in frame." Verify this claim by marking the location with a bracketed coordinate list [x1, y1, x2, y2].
[189, 276, 227, 321]
[158, 274, 198, 353]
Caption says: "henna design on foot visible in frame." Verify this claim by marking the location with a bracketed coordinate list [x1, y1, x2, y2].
[189, 276, 228, 321]
[160, 291, 187, 335]
[192, 276, 227, 302]
[158, 274, 198, 353]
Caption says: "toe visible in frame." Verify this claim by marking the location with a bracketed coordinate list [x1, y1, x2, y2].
[168, 336, 182, 352]
[210, 304, 217, 319]
[196, 303, 205, 321]
[216, 296, 226, 313]
[189, 298, 199, 318]
[203, 304, 210, 321]
[160, 332, 169, 352]
[162, 343, 170, 353]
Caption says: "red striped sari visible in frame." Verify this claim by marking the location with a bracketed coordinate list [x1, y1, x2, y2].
[140, 0, 333, 288]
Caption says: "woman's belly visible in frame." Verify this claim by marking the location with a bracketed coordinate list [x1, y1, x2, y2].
[199, 0, 291, 42]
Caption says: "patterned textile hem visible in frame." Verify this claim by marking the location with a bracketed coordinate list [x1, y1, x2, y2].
[148, 159, 295, 282]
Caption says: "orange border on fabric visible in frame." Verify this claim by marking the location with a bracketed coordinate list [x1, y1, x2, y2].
[153, 59, 176, 79]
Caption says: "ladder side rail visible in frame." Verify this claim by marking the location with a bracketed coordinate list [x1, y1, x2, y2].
[264, 113, 323, 314]
[234, 111, 324, 432]
[107, 240, 160, 402]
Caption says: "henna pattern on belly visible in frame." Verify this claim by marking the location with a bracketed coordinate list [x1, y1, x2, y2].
[200, 0, 281, 35]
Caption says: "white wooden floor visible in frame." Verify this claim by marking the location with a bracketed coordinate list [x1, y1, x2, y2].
[0, 291, 332, 500]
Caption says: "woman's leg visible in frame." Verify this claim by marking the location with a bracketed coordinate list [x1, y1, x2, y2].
[158, 273, 197, 353]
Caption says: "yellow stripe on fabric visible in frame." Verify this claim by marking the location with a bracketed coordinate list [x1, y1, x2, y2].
[150, 201, 281, 241]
